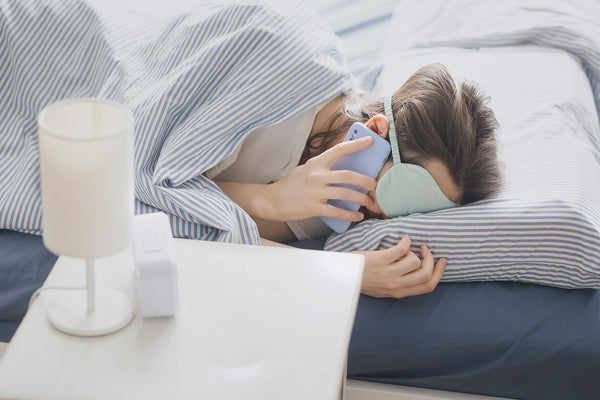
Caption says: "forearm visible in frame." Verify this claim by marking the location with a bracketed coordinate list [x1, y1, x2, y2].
[215, 181, 297, 242]
[214, 181, 277, 221]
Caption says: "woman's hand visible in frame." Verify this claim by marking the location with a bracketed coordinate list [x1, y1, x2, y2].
[264, 136, 378, 222]
[355, 235, 447, 298]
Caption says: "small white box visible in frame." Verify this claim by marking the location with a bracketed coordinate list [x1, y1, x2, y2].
[132, 212, 178, 318]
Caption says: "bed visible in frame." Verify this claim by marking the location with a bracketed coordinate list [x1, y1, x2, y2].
[305, 1, 600, 399]
[1, 1, 600, 399]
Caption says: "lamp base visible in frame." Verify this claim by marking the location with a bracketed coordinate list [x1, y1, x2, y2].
[47, 287, 134, 337]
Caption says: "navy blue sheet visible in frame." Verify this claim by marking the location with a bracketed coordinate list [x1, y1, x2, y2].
[289, 238, 600, 400]
[0, 230, 56, 342]
[1, 231, 599, 399]
[350, 284, 600, 400]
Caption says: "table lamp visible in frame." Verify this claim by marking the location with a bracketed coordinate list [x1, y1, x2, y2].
[38, 98, 134, 337]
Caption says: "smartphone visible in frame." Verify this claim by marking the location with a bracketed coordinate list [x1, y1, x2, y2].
[319, 122, 391, 233]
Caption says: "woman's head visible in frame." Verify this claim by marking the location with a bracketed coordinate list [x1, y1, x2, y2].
[304, 63, 502, 215]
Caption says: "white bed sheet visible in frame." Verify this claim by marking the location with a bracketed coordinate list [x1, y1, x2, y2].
[304, 0, 398, 80]
[377, 45, 600, 203]
[377, 46, 599, 135]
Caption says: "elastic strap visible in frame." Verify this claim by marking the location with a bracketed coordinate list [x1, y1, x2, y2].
[384, 96, 401, 165]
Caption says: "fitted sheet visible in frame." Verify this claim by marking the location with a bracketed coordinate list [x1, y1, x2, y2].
[0, 231, 56, 342]
[290, 236, 600, 400]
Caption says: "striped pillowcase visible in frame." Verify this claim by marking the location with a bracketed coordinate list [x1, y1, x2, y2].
[324, 198, 600, 289]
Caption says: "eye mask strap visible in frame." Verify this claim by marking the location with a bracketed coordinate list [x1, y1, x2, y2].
[384, 96, 401, 165]
[377, 96, 459, 218]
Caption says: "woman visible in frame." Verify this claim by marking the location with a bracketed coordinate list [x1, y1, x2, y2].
[0, 1, 500, 299]
[209, 63, 502, 298]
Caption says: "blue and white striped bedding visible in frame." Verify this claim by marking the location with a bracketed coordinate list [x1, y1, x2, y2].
[2, 0, 600, 289]
[0, 0, 351, 244]
[325, 0, 600, 289]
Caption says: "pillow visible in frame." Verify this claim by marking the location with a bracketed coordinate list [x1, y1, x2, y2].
[325, 46, 600, 289]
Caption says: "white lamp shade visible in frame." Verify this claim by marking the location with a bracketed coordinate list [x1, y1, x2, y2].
[39, 99, 134, 258]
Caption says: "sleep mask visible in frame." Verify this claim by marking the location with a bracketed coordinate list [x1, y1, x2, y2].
[375, 96, 458, 218]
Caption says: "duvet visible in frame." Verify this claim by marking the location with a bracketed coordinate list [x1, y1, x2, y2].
[0, 0, 351, 243]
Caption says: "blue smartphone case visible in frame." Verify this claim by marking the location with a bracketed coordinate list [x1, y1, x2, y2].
[319, 122, 391, 233]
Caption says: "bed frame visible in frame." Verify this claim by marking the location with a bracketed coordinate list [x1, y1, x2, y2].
[337, 359, 511, 400]
[345, 380, 510, 400]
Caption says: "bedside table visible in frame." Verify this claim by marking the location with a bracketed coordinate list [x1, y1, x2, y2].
[0, 239, 363, 400]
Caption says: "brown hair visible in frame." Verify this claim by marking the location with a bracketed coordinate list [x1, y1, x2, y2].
[302, 63, 502, 204]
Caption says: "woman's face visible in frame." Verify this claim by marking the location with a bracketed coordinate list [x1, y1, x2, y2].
[360, 158, 461, 219]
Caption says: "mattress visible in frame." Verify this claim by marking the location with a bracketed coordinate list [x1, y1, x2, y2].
[290, 236, 600, 400]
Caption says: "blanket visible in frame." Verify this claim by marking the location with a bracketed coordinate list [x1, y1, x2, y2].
[0, 0, 352, 244]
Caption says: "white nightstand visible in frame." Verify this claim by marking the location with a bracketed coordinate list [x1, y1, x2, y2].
[0, 239, 363, 400]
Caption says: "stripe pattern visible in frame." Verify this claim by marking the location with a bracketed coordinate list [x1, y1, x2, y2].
[326, 200, 600, 289]
[0, 0, 352, 244]
[326, 0, 600, 289]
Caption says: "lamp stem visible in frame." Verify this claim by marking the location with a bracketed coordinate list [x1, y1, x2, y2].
[86, 258, 95, 313]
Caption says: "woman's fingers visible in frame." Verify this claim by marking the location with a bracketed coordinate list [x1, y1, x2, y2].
[377, 235, 412, 264]
[270, 135, 378, 222]
[392, 244, 435, 286]
[325, 185, 373, 207]
[430, 257, 448, 288]
[391, 257, 447, 298]
[391, 250, 422, 275]
[317, 136, 374, 168]
[328, 170, 378, 192]
[358, 235, 450, 299]
[389, 246, 447, 297]
[301, 137, 377, 214]
[321, 203, 365, 222]
[419, 244, 447, 291]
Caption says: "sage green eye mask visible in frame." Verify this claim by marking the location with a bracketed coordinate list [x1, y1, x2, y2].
[375, 96, 458, 218]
